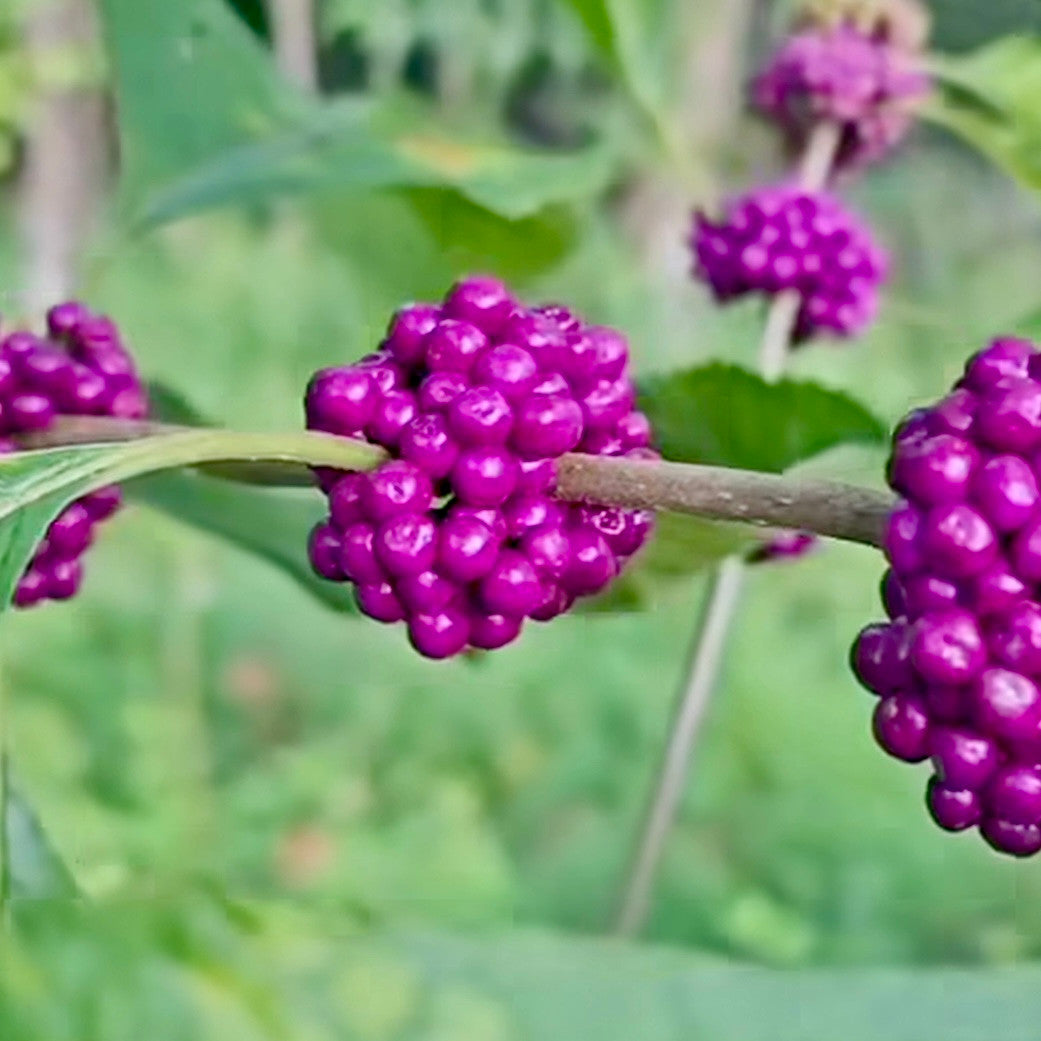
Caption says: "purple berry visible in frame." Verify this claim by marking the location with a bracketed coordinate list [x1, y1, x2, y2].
[890, 434, 978, 504]
[930, 389, 977, 437]
[472, 344, 538, 403]
[362, 461, 433, 522]
[986, 602, 1041, 673]
[980, 817, 1041, 856]
[437, 514, 501, 583]
[396, 570, 458, 613]
[408, 606, 470, 659]
[469, 611, 523, 650]
[964, 338, 1034, 391]
[423, 319, 487, 374]
[985, 765, 1041, 824]
[305, 367, 376, 435]
[367, 390, 419, 446]
[972, 668, 1041, 742]
[910, 610, 985, 685]
[926, 780, 981, 832]
[399, 413, 460, 480]
[922, 503, 997, 578]
[355, 581, 406, 623]
[340, 523, 386, 584]
[452, 448, 519, 507]
[852, 621, 915, 694]
[901, 574, 958, 618]
[969, 560, 1027, 616]
[374, 514, 437, 577]
[448, 386, 513, 446]
[480, 550, 543, 617]
[563, 528, 617, 596]
[873, 693, 931, 762]
[930, 727, 1000, 790]
[418, 372, 468, 413]
[976, 378, 1041, 453]
[443, 276, 513, 335]
[511, 394, 583, 459]
[46, 503, 93, 558]
[81, 486, 122, 522]
[520, 525, 571, 581]
[883, 502, 925, 574]
[14, 569, 47, 608]
[971, 454, 1039, 531]
[329, 473, 367, 529]
[9, 393, 54, 431]
[384, 304, 440, 366]
[503, 496, 566, 539]
[309, 523, 344, 581]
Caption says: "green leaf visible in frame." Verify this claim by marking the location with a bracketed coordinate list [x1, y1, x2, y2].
[582, 513, 754, 612]
[2, 765, 77, 900]
[96, 0, 307, 208]
[639, 363, 887, 473]
[98, 0, 616, 229]
[0, 430, 382, 617]
[128, 471, 357, 615]
[926, 37, 1041, 196]
[561, 0, 674, 122]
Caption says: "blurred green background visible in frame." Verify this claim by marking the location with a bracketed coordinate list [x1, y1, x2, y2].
[6, 0, 1041, 1037]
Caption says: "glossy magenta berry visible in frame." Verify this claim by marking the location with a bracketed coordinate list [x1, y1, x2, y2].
[469, 611, 523, 651]
[374, 514, 438, 577]
[985, 602, 1041, 673]
[921, 504, 997, 578]
[472, 344, 538, 402]
[929, 727, 1000, 791]
[890, 434, 978, 504]
[437, 514, 501, 583]
[971, 455, 1038, 531]
[384, 304, 440, 366]
[408, 606, 470, 659]
[423, 319, 487, 374]
[480, 551, 543, 617]
[511, 394, 583, 459]
[873, 694, 931, 762]
[306, 367, 376, 434]
[448, 386, 513, 446]
[926, 780, 981, 832]
[980, 817, 1041, 856]
[340, 523, 386, 584]
[909, 610, 985, 685]
[443, 275, 513, 335]
[985, 765, 1041, 824]
[452, 448, 519, 507]
[355, 581, 406, 623]
[976, 379, 1041, 453]
[851, 621, 914, 694]
[361, 461, 433, 522]
[972, 668, 1041, 742]
[399, 413, 460, 479]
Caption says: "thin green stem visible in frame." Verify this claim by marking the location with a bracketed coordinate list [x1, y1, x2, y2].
[612, 120, 843, 937]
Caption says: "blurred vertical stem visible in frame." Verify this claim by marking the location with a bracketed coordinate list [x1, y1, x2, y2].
[18, 0, 107, 315]
[266, 0, 318, 91]
[613, 120, 842, 937]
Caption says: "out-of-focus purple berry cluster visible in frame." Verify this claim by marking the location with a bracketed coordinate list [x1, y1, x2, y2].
[852, 337, 1041, 856]
[305, 276, 657, 659]
[4, 302, 147, 608]
[691, 186, 887, 342]
[750, 530, 818, 564]
[754, 19, 929, 171]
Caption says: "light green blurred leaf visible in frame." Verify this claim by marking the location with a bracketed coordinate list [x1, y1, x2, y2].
[927, 36, 1041, 196]
[2, 767, 77, 900]
[98, 0, 616, 229]
[560, 0, 674, 120]
[639, 363, 887, 473]
[128, 472, 357, 615]
[582, 513, 754, 611]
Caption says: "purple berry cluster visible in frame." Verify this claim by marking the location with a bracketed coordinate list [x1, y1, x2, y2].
[305, 276, 656, 659]
[3, 303, 147, 608]
[750, 530, 818, 564]
[850, 337, 1041, 856]
[691, 185, 887, 342]
[753, 20, 929, 170]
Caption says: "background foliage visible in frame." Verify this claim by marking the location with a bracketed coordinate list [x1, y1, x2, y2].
[5, 0, 1041, 1036]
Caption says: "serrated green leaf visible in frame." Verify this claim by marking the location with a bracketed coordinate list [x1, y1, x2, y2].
[926, 37, 1041, 197]
[639, 363, 887, 473]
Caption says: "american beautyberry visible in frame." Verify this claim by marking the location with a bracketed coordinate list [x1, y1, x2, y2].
[0, 304, 148, 609]
[304, 276, 656, 657]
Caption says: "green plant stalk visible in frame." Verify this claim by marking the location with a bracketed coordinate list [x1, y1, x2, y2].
[613, 120, 844, 937]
